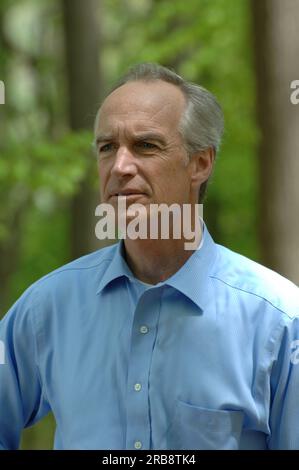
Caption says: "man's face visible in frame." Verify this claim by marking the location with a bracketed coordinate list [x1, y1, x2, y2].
[95, 80, 198, 215]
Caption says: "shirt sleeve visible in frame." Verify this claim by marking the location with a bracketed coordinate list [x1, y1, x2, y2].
[267, 315, 299, 449]
[0, 287, 50, 449]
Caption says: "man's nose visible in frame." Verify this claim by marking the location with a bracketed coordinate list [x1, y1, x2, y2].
[110, 146, 138, 178]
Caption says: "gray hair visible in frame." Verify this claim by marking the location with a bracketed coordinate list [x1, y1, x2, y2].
[95, 63, 224, 201]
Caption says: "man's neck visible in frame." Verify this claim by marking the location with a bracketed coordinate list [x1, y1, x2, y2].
[123, 233, 202, 285]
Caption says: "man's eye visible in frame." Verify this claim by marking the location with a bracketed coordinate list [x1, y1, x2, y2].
[137, 142, 157, 150]
[99, 143, 113, 153]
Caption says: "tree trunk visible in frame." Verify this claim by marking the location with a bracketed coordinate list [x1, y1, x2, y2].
[252, 0, 299, 284]
[62, 0, 103, 258]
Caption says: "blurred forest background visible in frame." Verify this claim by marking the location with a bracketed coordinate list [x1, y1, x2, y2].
[0, 0, 298, 450]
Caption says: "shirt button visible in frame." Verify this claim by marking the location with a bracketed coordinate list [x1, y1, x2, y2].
[134, 441, 142, 449]
[134, 383, 142, 392]
[140, 325, 149, 334]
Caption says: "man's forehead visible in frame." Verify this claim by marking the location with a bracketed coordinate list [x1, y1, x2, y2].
[96, 80, 186, 133]
[105, 79, 184, 105]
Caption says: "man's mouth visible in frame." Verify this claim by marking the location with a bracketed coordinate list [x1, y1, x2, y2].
[110, 190, 146, 197]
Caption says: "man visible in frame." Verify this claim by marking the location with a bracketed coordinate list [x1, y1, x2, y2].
[0, 63, 299, 450]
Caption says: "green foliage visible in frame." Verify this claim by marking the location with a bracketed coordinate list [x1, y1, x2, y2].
[0, 131, 93, 244]
[8, 203, 71, 304]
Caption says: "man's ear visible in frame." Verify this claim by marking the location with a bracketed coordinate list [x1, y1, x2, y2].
[189, 147, 215, 186]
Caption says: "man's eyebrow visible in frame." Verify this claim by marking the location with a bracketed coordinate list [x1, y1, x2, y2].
[95, 132, 167, 146]
[133, 132, 166, 144]
[95, 135, 113, 145]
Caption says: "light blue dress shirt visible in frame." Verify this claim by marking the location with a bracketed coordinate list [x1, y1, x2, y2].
[0, 226, 299, 450]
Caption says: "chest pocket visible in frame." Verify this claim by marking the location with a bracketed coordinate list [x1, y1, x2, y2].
[167, 400, 244, 450]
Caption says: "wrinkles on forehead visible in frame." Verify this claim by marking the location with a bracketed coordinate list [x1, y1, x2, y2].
[95, 80, 186, 139]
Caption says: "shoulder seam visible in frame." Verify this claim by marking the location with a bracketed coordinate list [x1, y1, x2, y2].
[31, 257, 113, 288]
[210, 275, 294, 319]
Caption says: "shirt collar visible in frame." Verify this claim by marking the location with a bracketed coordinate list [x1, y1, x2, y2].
[164, 226, 217, 311]
[96, 241, 134, 294]
[96, 224, 218, 312]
